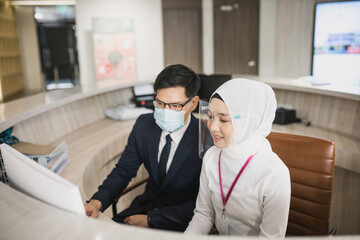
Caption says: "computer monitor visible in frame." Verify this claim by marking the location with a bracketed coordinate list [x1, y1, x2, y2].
[0, 143, 85, 216]
[197, 74, 232, 101]
[312, 1, 360, 86]
[194, 74, 232, 112]
[133, 83, 155, 109]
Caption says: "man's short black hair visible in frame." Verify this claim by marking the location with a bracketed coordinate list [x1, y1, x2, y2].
[153, 64, 201, 98]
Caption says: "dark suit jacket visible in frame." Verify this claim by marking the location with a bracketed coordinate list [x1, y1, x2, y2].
[91, 113, 202, 231]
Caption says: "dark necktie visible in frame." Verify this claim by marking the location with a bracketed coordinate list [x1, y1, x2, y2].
[159, 134, 172, 183]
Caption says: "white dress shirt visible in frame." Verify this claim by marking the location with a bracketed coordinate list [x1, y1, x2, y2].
[157, 115, 191, 172]
[186, 78, 291, 237]
[185, 145, 291, 237]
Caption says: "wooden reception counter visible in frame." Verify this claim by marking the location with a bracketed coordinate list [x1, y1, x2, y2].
[0, 77, 359, 238]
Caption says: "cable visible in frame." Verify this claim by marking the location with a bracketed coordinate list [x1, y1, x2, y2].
[297, 118, 311, 127]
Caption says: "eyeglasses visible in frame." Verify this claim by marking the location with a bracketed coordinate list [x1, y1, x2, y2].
[153, 97, 193, 111]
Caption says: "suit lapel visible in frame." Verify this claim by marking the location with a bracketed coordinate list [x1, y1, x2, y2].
[161, 114, 197, 189]
[148, 120, 162, 187]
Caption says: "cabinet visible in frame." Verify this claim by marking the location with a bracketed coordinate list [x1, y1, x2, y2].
[0, 0, 24, 101]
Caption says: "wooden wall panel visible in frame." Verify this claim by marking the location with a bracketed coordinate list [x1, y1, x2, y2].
[274, 0, 315, 78]
[0, 0, 24, 101]
[274, 89, 359, 139]
[274, 0, 352, 78]
[214, 0, 259, 75]
[162, 0, 203, 73]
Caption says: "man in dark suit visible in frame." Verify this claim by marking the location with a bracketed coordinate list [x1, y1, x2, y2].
[84, 64, 202, 231]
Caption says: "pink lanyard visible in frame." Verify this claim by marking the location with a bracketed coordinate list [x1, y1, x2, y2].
[218, 150, 256, 217]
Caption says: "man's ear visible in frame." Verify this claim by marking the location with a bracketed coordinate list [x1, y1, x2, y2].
[190, 96, 199, 112]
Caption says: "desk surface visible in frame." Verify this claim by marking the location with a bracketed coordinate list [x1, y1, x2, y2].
[1, 182, 359, 240]
[0, 182, 189, 240]
[0, 78, 359, 238]
[233, 75, 360, 101]
[0, 79, 153, 133]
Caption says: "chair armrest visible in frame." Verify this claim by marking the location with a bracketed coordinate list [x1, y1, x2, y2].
[112, 177, 149, 217]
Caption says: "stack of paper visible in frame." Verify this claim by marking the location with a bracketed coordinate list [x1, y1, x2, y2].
[10, 141, 69, 174]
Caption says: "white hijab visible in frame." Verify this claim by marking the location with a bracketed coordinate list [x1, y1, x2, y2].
[210, 78, 277, 159]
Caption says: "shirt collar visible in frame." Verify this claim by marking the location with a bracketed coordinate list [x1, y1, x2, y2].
[161, 114, 192, 145]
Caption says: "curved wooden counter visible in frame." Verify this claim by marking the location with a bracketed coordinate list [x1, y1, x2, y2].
[5, 181, 360, 240]
[0, 79, 153, 218]
[0, 182, 197, 240]
[234, 75, 360, 173]
[0, 78, 359, 237]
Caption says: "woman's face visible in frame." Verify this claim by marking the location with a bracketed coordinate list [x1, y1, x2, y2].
[207, 98, 234, 149]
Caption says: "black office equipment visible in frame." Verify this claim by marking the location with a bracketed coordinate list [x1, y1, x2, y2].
[197, 74, 232, 101]
[274, 108, 297, 125]
[195, 74, 232, 112]
[132, 84, 154, 110]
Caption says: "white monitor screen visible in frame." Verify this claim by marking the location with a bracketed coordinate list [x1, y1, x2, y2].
[133, 83, 154, 96]
[0, 143, 85, 215]
[312, 1, 360, 86]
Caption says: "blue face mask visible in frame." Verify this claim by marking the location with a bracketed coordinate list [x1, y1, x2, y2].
[154, 106, 188, 132]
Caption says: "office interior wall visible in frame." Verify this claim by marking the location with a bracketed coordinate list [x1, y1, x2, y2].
[272, 0, 344, 78]
[15, 0, 334, 88]
[202, 0, 214, 74]
[162, 0, 203, 73]
[15, 6, 43, 94]
[74, 0, 346, 82]
[273, 0, 314, 78]
[258, 0, 277, 77]
[202, 0, 278, 77]
[75, 0, 164, 85]
[202, 0, 319, 79]
[14, 0, 348, 90]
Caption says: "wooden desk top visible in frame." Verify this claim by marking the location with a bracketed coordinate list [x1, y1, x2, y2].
[0, 182, 190, 240]
[2, 182, 359, 240]
[233, 74, 360, 101]
[0, 78, 359, 238]
[0, 79, 153, 133]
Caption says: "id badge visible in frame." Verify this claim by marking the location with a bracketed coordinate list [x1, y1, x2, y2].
[219, 214, 231, 235]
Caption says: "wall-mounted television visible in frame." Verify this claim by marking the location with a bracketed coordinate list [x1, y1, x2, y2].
[312, 1, 360, 86]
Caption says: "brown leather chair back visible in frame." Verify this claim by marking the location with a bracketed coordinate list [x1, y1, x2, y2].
[267, 132, 335, 236]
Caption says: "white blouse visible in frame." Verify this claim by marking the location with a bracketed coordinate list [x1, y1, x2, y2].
[185, 146, 291, 237]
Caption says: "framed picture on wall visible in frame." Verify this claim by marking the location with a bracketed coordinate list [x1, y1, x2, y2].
[92, 18, 137, 81]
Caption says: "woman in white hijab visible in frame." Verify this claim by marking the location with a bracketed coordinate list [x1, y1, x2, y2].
[185, 79, 291, 237]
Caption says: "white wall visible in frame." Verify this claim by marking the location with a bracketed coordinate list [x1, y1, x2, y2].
[259, 0, 277, 77]
[75, 0, 164, 85]
[202, 0, 214, 74]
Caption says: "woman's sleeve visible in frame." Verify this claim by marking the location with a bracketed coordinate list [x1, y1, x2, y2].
[184, 159, 215, 235]
[260, 164, 291, 238]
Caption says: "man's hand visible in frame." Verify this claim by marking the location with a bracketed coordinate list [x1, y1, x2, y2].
[124, 214, 149, 227]
[84, 199, 102, 218]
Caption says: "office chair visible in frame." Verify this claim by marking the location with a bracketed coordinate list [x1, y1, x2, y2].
[194, 74, 232, 112]
[210, 132, 335, 236]
[267, 132, 335, 236]
[112, 132, 335, 236]
[112, 176, 149, 217]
